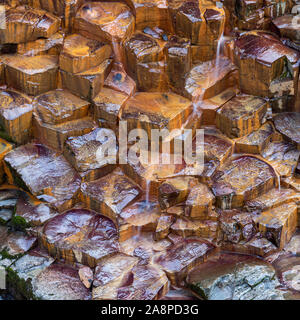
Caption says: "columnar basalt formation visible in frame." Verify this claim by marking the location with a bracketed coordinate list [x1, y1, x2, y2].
[0, 0, 299, 301]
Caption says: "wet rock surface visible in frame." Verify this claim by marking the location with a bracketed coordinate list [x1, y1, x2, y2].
[0, 0, 299, 301]
[187, 253, 284, 300]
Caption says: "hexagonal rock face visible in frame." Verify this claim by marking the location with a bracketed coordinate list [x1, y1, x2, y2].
[75, 2, 135, 43]
[92, 87, 128, 130]
[235, 122, 280, 154]
[253, 203, 298, 249]
[59, 34, 112, 74]
[122, 155, 186, 197]
[81, 168, 141, 226]
[274, 113, 300, 148]
[64, 128, 116, 182]
[3, 55, 59, 96]
[245, 187, 299, 212]
[218, 209, 257, 245]
[233, 32, 300, 99]
[155, 238, 216, 286]
[212, 156, 276, 209]
[120, 92, 193, 135]
[216, 94, 268, 138]
[191, 128, 233, 184]
[0, 7, 61, 44]
[184, 57, 237, 102]
[93, 253, 139, 299]
[158, 176, 199, 210]
[173, 1, 225, 45]
[127, 0, 172, 31]
[201, 128, 234, 165]
[261, 141, 300, 177]
[32, 263, 91, 300]
[116, 264, 169, 300]
[185, 183, 215, 219]
[93, 253, 169, 300]
[187, 253, 284, 300]
[4, 143, 81, 212]
[124, 31, 168, 92]
[60, 58, 113, 101]
[272, 15, 300, 43]
[41, 209, 119, 267]
[119, 196, 160, 242]
[33, 89, 90, 125]
[170, 217, 218, 239]
[0, 89, 33, 144]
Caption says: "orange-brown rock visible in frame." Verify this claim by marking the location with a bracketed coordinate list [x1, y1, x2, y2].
[165, 35, 191, 94]
[125, 32, 165, 74]
[104, 63, 136, 97]
[128, 0, 172, 32]
[120, 92, 193, 136]
[261, 141, 300, 177]
[92, 87, 128, 129]
[119, 197, 160, 241]
[218, 209, 256, 244]
[124, 31, 168, 92]
[155, 215, 175, 241]
[199, 87, 238, 125]
[201, 127, 234, 166]
[92, 253, 139, 299]
[155, 238, 216, 286]
[122, 155, 185, 197]
[59, 34, 112, 74]
[184, 57, 238, 102]
[191, 41, 218, 64]
[246, 187, 300, 212]
[94, 259, 169, 300]
[61, 59, 113, 100]
[41, 208, 119, 267]
[0, 7, 61, 44]
[253, 203, 298, 249]
[233, 32, 300, 108]
[3, 54, 58, 96]
[274, 112, 300, 148]
[0, 88, 33, 144]
[185, 183, 215, 219]
[17, 32, 64, 56]
[194, 127, 233, 184]
[4, 143, 81, 211]
[0, 140, 14, 184]
[81, 168, 141, 226]
[235, 121, 281, 154]
[120, 231, 171, 262]
[33, 116, 97, 151]
[75, 2, 135, 43]
[272, 15, 300, 43]
[212, 155, 276, 209]
[32, 89, 95, 151]
[25, 0, 84, 32]
[34, 89, 90, 125]
[158, 176, 198, 210]
[171, 217, 218, 239]
[64, 128, 116, 182]
[216, 94, 268, 138]
[173, 1, 225, 46]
